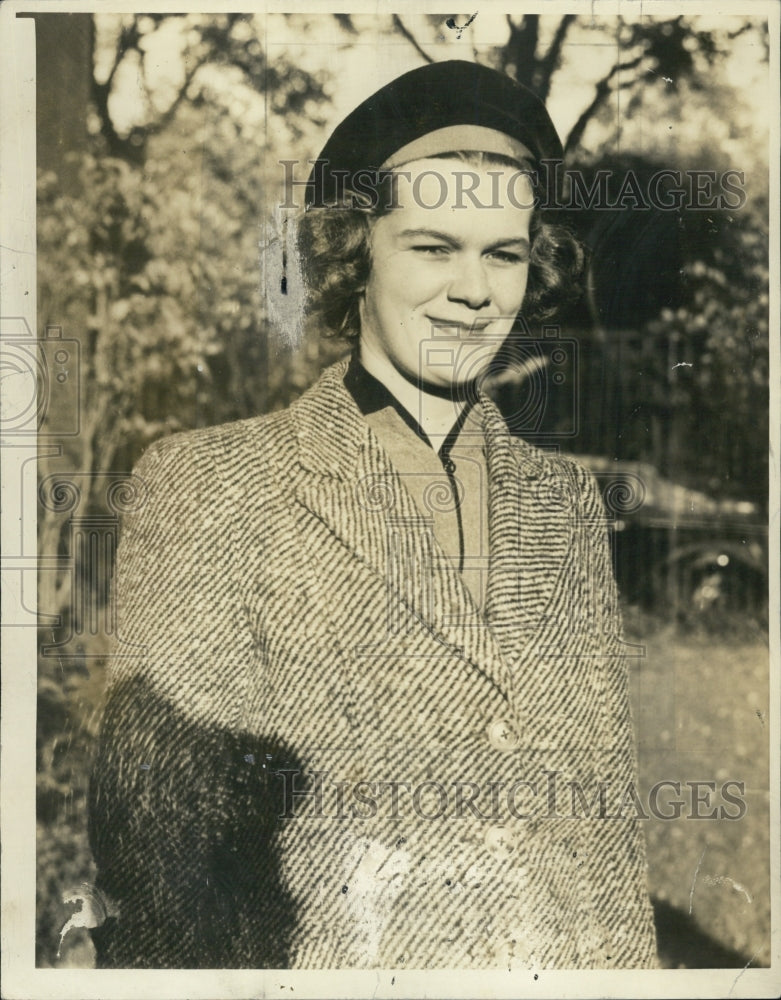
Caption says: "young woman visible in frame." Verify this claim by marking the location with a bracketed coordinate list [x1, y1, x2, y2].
[89, 60, 658, 970]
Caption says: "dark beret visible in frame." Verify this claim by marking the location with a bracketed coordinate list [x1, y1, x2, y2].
[305, 59, 562, 207]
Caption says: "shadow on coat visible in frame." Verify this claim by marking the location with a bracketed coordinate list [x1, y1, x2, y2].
[88, 675, 301, 968]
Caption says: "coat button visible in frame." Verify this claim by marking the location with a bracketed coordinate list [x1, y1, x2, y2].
[484, 824, 516, 859]
[486, 719, 519, 752]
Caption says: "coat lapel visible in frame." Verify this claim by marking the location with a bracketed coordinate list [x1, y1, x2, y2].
[480, 392, 578, 675]
[290, 363, 515, 701]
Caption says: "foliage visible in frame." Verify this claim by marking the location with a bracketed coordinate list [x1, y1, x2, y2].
[37, 14, 330, 620]
[559, 153, 769, 503]
[646, 198, 769, 501]
[37, 646, 103, 967]
[36, 17, 331, 963]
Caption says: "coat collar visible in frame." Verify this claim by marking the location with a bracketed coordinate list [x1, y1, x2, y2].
[290, 359, 369, 482]
[290, 359, 553, 483]
[289, 361, 570, 703]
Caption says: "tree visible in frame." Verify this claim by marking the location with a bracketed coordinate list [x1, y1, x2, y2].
[91, 13, 328, 162]
[37, 13, 329, 624]
[389, 13, 766, 156]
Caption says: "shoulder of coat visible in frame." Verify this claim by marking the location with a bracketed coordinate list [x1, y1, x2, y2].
[137, 408, 294, 469]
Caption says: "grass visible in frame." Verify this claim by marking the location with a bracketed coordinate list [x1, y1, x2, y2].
[627, 617, 770, 967]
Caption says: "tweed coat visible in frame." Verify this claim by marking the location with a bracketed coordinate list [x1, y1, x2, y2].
[88, 358, 658, 969]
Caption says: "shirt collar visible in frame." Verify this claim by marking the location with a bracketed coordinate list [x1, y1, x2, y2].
[343, 351, 475, 459]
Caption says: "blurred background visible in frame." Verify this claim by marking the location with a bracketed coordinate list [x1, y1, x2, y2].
[30, 11, 770, 970]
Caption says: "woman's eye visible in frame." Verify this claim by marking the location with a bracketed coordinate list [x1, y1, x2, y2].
[413, 245, 449, 256]
[488, 250, 524, 264]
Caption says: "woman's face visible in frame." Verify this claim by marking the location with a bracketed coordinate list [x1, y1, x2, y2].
[358, 158, 534, 392]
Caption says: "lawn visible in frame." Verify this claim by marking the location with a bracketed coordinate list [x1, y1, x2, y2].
[628, 621, 770, 967]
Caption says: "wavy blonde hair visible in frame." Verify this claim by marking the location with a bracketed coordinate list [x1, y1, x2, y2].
[296, 151, 584, 341]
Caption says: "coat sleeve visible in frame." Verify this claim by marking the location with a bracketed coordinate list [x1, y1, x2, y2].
[573, 462, 660, 968]
[88, 435, 299, 968]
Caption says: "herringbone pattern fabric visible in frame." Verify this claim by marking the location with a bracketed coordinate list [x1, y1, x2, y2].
[89, 359, 658, 969]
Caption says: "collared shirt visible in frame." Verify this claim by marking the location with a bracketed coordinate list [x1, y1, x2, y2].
[344, 353, 490, 609]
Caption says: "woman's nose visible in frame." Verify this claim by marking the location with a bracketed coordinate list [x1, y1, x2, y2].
[447, 256, 491, 310]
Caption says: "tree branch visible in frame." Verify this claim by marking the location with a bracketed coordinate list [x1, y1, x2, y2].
[563, 54, 644, 154]
[93, 19, 142, 156]
[333, 14, 358, 35]
[605, 53, 644, 83]
[107, 19, 140, 91]
[727, 22, 754, 41]
[145, 57, 208, 136]
[565, 84, 608, 155]
[392, 14, 434, 64]
[502, 15, 539, 89]
[537, 14, 576, 101]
